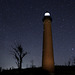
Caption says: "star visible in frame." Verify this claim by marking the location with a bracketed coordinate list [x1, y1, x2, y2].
[72, 48, 74, 51]
[59, 25, 64, 29]
[62, 19, 65, 22]
[30, 6, 33, 9]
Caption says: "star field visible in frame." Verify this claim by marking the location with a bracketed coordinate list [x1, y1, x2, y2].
[0, 0, 75, 69]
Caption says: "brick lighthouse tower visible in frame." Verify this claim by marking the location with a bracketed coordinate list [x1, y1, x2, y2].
[42, 12, 54, 73]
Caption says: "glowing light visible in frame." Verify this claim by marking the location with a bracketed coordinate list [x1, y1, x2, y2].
[72, 48, 74, 51]
[44, 12, 50, 16]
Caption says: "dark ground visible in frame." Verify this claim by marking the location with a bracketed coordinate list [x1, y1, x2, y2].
[0, 66, 75, 75]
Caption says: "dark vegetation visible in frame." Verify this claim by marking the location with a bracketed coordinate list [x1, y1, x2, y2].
[0, 43, 75, 75]
[55, 65, 75, 75]
[0, 66, 75, 75]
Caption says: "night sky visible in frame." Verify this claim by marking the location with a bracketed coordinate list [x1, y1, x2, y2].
[0, 0, 75, 69]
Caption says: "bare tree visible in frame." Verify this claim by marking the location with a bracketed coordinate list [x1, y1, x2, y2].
[11, 43, 27, 69]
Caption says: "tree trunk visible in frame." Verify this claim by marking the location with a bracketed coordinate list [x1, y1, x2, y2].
[19, 55, 22, 70]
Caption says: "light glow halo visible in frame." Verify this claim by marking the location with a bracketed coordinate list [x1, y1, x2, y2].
[44, 12, 50, 16]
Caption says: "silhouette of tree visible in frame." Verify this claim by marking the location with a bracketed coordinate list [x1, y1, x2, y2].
[67, 58, 71, 66]
[30, 60, 36, 68]
[0, 67, 2, 72]
[11, 43, 28, 69]
[72, 57, 75, 66]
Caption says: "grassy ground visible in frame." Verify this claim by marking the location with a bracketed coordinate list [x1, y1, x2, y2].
[0, 66, 75, 75]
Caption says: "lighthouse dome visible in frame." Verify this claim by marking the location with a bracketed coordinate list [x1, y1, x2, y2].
[44, 12, 50, 16]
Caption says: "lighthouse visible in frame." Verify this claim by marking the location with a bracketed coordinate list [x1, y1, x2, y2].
[42, 12, 54, 73]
